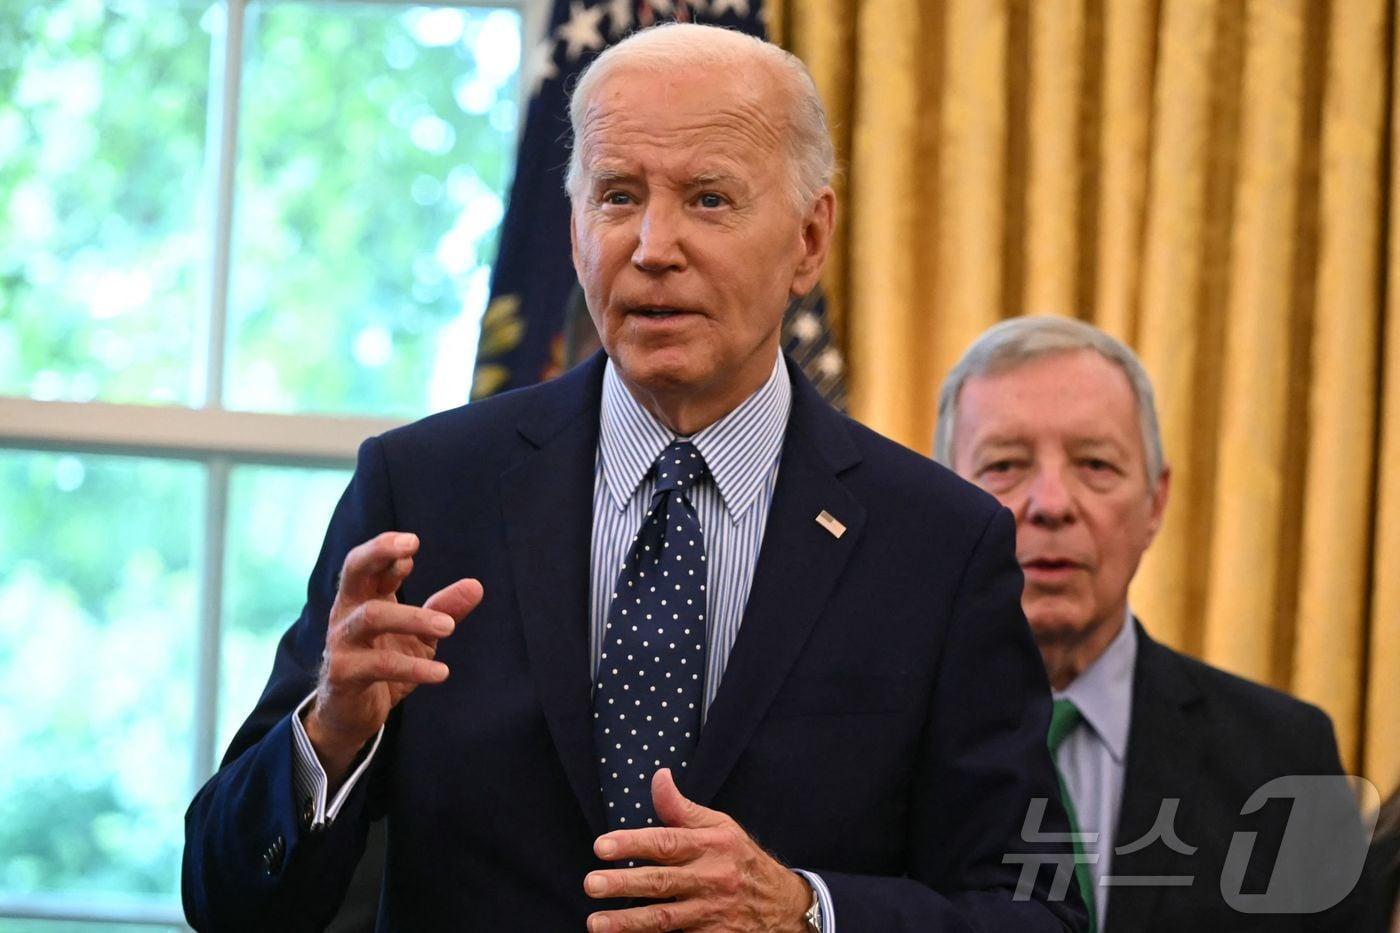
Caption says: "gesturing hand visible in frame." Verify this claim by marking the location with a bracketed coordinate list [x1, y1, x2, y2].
[303, 531, 483, 783]
[584, 769, 812, 933]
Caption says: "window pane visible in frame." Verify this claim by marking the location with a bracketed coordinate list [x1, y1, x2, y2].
[227, 3, 522, 418]
[0, 1, 213, 406]
[218, 463, 350, 755]
[0, 451, 201, 904]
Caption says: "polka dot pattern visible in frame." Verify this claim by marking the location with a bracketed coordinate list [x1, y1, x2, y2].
[593, 441, 708, 830]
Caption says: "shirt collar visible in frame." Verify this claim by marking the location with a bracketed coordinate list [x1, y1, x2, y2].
[1054, 607, 1136, 763]
[598, 353, 791, 522]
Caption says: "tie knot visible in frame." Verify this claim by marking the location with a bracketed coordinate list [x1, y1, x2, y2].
[1047, 698, 1083, 753]
[654, 441, 706, 495]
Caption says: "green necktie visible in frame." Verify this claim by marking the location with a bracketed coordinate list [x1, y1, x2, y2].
[1048, 699, 1098, 933]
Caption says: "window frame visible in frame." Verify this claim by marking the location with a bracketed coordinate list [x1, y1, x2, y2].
[0, 0, 546, 925]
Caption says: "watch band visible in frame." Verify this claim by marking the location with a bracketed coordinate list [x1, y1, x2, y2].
[803, 883, 822, 932]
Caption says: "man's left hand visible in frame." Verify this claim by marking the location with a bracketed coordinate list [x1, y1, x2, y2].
[584, 768, 812, 932]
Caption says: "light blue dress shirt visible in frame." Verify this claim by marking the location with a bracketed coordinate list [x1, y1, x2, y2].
[1052, 610, 1137, 924]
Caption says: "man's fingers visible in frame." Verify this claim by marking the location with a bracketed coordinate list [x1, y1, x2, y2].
[586, 899, 706, 933]
[342, 601, 454, 645]
[593, 825, 710, 864]
[652, 767, 726, 830]
[340, 532, 419, 601]
[584, 865, 696, 900]
[423, 577, 484, 622]
[327, 648, 448, 686]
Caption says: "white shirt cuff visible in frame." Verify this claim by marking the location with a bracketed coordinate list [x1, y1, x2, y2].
[290, 692, 384, 827]
[794, 869, 835, 932]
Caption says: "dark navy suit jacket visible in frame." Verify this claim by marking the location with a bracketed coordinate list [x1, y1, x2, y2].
[183, 354, 1086, 932]
[1103, 623, 1370, 933]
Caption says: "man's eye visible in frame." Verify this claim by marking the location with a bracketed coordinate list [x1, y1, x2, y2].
[1082, 458, 1116, 472]
[602, 191, 632, 205]
[983, 460, 1016, 474]
[696, 192, 725, 208]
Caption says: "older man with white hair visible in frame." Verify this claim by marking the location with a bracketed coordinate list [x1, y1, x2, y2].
[937, 315, 1368, 932]
[184, 26, 1084, 932]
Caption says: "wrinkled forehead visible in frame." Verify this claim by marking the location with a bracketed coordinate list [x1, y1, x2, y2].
[576, 64, 789, 171]
[958, 352, 1145, 448]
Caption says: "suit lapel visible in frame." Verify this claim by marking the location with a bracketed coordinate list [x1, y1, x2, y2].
[500, 358, 608, 836]
[1104, 622, 1205, 933]
[499, 357, 868, 827]
[683, 366, 866, 807]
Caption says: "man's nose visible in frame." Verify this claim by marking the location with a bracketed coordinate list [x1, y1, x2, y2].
[632, 201, 686, 272]
[1025, 466, 1076, 528]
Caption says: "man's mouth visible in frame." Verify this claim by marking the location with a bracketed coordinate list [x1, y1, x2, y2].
[1021, 558, 1085, 572]
[632, 307, 690, 319]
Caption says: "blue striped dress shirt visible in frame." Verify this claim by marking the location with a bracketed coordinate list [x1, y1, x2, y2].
[593, 354, 835, 929]
[592, 353, 789, 716]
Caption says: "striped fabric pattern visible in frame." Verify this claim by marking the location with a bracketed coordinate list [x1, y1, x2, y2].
[592, 353, 791, 719]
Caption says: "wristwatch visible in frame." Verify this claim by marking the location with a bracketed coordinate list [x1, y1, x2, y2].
[803, 884, 822, 932]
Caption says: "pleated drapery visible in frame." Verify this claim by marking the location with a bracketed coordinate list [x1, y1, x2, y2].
[772, 0, 1398, 793]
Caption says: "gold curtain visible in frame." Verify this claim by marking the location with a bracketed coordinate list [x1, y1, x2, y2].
[772, 0, 1399, 793]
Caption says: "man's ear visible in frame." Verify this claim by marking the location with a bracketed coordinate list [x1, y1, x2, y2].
[790, 187, 835, 298]
[1145, 465, 1171, 543]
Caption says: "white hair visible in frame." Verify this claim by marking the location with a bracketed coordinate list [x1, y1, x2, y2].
[564, 22, 835, 211]
[934, 316, 1167, 483]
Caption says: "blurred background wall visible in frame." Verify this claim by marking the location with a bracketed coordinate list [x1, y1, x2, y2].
[773, 0, 1399, 793]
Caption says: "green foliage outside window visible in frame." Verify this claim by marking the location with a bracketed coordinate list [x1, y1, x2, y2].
[0, 0, 521, 917]
[0, 452, 200, 900]
[0, 1, 519, 415]
[218, 464, 350, 756]
[229, 2, 520, 416]
[0, 0, 212, 405]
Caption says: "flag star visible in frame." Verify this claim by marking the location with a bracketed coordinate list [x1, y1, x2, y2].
[527, 37, 559, 98]
[558, 0, 607, 61]
[789, 310, 821, 344]
[707, 0, 749, 15]
[606, 0, 633, 37]
[817, 346, 844, 378]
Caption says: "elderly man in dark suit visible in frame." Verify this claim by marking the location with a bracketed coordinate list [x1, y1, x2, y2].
[937, 315, 1371, 932]
[182, 23, 1085, 933]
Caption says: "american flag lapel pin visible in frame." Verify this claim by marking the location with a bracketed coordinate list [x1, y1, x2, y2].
[816, 510, 846, 539]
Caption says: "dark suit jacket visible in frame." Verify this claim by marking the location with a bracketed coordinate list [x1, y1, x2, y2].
[183, 355, 1086, 932]
[1104, 623, 1370, 932]
[1362, 829, 1400, 932]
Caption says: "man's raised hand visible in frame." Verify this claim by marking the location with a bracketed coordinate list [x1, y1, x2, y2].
[303, 531, 483, 784]
[584, 768, 812, 932]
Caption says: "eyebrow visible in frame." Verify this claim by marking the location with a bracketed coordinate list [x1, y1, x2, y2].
[973, 435, 1031, 450]
[687, 171, 742, 188]
[1067, 437, 1130, 457]
[587, 168, 636, 187]
[584, 167, 748, 190]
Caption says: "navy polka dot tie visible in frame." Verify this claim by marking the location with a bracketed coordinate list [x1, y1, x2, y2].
[593, 441, 709, 831]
